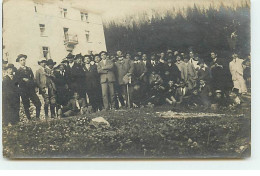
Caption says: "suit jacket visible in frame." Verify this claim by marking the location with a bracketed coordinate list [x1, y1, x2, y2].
[97, 59, 116, 83]
[146, 60, 158, 73]
[83, 64, 100, 90]
[65, 98, 87, 112]
[16, 66, 36, 92]
[163, 64, 181, 83]
[35, 67, 47, 90]
[115, 59, 134, 85]
[2, 75, 20, 103]
[197, 66, 211, 82]
[157, 61, 166, 76]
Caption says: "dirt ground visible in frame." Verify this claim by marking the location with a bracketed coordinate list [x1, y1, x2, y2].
[2, 104, 251, 159]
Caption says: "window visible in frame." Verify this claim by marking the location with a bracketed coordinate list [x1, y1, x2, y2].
[85, 13, 88, 21]
[42, 47, 51, 59]
[34, 6, 37, 12]
[39, 24, 46, 36]
[80, 12, 84, 21]
[85, 30, 90, 42]
[63, 28, 69, 40]
[80, 12, 88, 22]
[63, 8, 67, 18]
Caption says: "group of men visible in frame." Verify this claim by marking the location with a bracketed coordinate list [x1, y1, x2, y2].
[2, 49, 251, 126]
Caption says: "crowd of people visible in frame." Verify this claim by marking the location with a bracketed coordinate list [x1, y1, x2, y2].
[2, 49, 251, 126]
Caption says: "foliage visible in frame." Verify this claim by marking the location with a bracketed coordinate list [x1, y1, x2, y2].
[3, 105, 250, 158]
[104, 3, 250, 61]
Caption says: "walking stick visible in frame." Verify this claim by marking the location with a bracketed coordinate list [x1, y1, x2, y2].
[127, 76, 131, 108]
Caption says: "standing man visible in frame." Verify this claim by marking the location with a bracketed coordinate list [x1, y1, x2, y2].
[183, 56, 198, 90]
[163, 58, 181, 84]
[35, 58, 52, 119]
[70, 54, 85, 98]
[229, 53, 247, 94]
[97, 51, 116, 110]
[146, 53, 158, 73]
[115, 52, 134, 107]
[16, 54, 41, 121]
[83, 55, 101, 112]
[210, 52, 233, 96]
[2, 64, 20, 126]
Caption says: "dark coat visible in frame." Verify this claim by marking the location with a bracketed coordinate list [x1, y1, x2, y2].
[210, 58, 233, 90]
[2, 75, 20, 125]
[163, 63, 181, 83]
[70, 63, 86, 97]
[197, 67, 211, 83]
[83, 64, 100, 91]
[16, 66, 36, 92]
[54, 70, 70, 106]
[146, 60, 158, 73]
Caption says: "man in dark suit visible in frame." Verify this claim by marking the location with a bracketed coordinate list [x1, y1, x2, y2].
[209, 52, 233, 97]
[197, 59, 211, 83]
[16, 54, 41, 120]
[62, 92, 89, 117]
[146, 53, 158, 73]
[83, 55, 102, 112]
[70, 54, 86, 98]
[97, 51, 116, 110]
[2, 64, 20, 126]
[163, 58, 181, 84]
[54, 63, 70, 112]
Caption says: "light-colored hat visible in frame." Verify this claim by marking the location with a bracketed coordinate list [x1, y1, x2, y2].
[38, 57, 47, 65]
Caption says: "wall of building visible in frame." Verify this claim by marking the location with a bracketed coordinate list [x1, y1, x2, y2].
[3, 0, 107, 71]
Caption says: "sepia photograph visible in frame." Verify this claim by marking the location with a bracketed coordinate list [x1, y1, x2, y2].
[2, 0, 251, 159]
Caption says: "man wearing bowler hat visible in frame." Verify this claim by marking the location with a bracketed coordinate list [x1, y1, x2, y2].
[16, 54, 41, 121]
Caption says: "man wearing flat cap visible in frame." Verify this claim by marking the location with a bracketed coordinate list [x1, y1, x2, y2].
[97, 51, 116, 110]
[16, 54, 41, 121]
[2, 64, 20, 126]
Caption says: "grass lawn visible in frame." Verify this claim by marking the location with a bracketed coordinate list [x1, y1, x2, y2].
[2, 105, 251, 159]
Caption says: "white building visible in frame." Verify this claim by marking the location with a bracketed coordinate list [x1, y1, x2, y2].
[3, 0, 107, 70]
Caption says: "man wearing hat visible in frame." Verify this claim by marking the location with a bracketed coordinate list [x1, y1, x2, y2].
[45, 59, 57, 118]
[70, 53, 85, 98]
[114, 52, 134, 108]
[2, 64, 20, 126]
[97, 51, 116, 110]
[16, 54, 41, 121]
[35, 57, 54, 119]
[83, 55, 102, 112]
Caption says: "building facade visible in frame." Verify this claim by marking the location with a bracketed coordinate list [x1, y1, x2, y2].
[3, 0, 107, 70]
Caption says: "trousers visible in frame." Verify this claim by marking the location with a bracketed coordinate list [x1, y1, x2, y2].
[101, 82, 115, 110]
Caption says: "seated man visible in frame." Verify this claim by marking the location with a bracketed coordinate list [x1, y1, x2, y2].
[165, 80, 177, 106]
[61, 92, 90, 117]
[198, 79, 212, 109]
[229, 88, 242, 108]
[174, 80, 189, 105]
[145, 70, 165, 106]
[211, 90, 228, 110]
